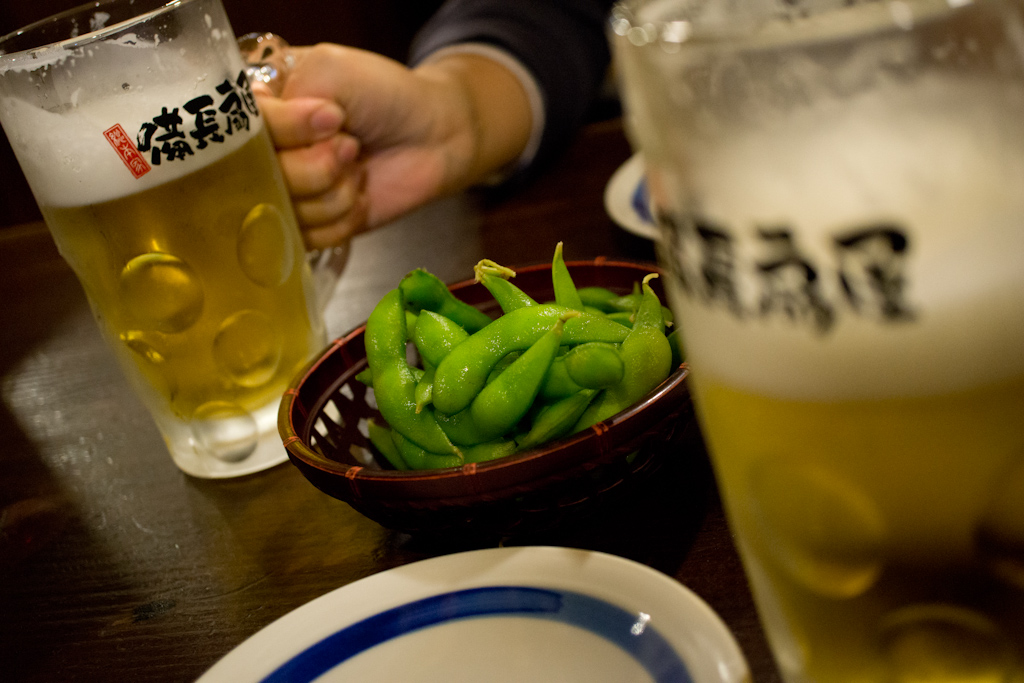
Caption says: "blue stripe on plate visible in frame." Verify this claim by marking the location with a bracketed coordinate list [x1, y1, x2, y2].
[631, 177, 654, 224]
[261, 586, 692, 683]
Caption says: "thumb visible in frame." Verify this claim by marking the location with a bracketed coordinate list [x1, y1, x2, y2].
[257, 95, 345, 149]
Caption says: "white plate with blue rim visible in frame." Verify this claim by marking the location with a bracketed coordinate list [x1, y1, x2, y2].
[605, 153, 658, 240]
[197, 546, 749, 683]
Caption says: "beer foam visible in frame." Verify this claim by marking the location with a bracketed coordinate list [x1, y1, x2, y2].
[0, 81, 262, 208]
[659, 75, 1024, 400]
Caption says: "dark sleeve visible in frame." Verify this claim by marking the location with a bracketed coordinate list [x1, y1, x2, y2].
[409, 0, 616, 182]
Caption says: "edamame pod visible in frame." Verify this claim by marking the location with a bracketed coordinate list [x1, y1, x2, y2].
[354, 366, 374, 387]
[606, 311, 634, 328]
[538, 356, 584, 401]
[353, 364, 424, 390]
[414, 366, 434, 413]
[405, 311, 419, 341]
[365, 288, 460, 456]
[391, 431, 464, 470]
[432, 304, 630, 415]
[463, 439, 518, 464]
[390, 427, 514, 467]
[399, 268, 493, 333]
[551, 242, 584, 310]
[577, 286, 619, 312]
[435, 408, 492, 446]
[474, 260, 537, 313]
[486, 351, 520, 385]
[667, 327, 685, 367]
[366, 418, 408, 471]
[575, 274, 672, 430]
[412, 310, 469, 368]
[469, 313, 573, 441]
[517, 389, 597, 451]
[563, 342, 625, 389]
[607, 293, 674, 327]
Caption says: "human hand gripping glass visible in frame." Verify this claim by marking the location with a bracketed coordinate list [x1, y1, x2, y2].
[239, 35, 534, 245]
[239, 31, 353, 312]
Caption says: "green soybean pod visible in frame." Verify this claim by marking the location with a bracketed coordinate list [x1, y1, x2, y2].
[354, 366, 374, 387]
[608, 293, 675, 327]
[517, 388, 598, 451]
[391, 431, 464, 470]
[608, 292, 642, 312]
[399, 268, 493, 333]
[562, 309, 632, 342]
[563, 342, 625, 389]
[606, 311, 634, 328]
[462, 439, 518, 464]
[354, 364, 424, 391]
[551, 241, 584, 310]
[474, 259, 537, 313]
[366, 418, 408, 471]
[414, 366, 434, 414]
[469, 313, 572, 441]
[435, 408, 492, 447]
[432, 304, 629, 415]
[405, 311, 419, 341]
[486, 351, 520, 385]
[667, 327, 685, 367]
[575, 274, 673, 430]
[413, 310, 469, 368]
[365, 288, 460, 456]
[538, 356, 584, 402]
[577, 286, 619, 312]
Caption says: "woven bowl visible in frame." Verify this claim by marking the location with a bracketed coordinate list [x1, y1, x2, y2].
[279, 259, 694, 537]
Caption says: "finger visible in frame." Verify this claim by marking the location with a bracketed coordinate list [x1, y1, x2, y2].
[250, 80, 275, 98]
[280, 44, 423, 143]
[277, 134, 360, 197]
[302, 195, 371, 250]
[257, 95, 345, 148]
[293, 166, 366, 226]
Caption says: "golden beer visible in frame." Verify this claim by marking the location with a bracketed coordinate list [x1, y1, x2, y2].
[615, 0, 1024, 678]
[40, 128, 323, 474]
[695, 377, 1024, 682]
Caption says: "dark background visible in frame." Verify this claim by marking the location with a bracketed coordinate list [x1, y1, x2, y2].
[0, 0, 447, 228]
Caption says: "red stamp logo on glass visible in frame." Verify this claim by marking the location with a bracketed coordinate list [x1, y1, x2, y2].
[103, 124, 152, 179]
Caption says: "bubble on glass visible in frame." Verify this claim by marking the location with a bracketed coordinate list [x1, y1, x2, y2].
[751, 460, 886, 599]
[120, 330, 166, 364]
[190, 401, 258, 463]
[212, 310, 282, 388]
[975, 456, 1024, 590]
[878, 604, 1014, 683]
[237, 203, 294, 288]
[119, 252, 204, 333]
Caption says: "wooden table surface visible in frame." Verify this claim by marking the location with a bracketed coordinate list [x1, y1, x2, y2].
[0, 118, 782, 682]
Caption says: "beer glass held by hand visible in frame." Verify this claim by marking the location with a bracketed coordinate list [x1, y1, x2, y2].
[612, 0, 1024, 681]
[0, 0, 342, 478]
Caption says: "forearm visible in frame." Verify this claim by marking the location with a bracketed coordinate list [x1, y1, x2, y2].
[410, 0, 615, 182]
[414, 52, 533, 193]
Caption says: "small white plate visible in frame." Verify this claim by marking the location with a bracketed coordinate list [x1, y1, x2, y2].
[198, 546, 750, 683]
[605, 153, 658, 240]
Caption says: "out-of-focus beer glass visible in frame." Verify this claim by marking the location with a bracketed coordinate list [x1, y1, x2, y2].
[0, 0, 334, 478]
[612, 0, 1024, 680]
